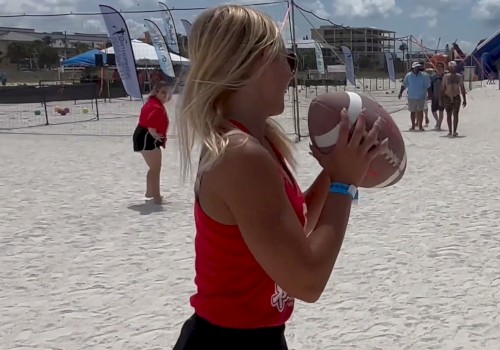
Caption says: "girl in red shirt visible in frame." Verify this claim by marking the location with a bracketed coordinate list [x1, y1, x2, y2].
[132, 81, 171, 204]
[173, 5, 386, 349]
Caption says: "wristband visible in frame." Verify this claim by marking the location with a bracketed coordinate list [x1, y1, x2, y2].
[330, 182, 359, 201]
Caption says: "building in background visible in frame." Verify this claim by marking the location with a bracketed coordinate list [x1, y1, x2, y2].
[310, 26, 396, 70]
[0, 26, 110, 63]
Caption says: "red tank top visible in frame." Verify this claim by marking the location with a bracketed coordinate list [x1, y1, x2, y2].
[190, 121, 307, 329]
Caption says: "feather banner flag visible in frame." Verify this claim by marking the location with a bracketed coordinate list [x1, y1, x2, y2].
[341, 45, 356, 86]
[159, 2, 180, 55]
[144, 19, 175, 79]
[314, 41, 325, 75]
[385, 52, 396, 83]
[99, 4, 142, 99]
[180, 19, 192, 37]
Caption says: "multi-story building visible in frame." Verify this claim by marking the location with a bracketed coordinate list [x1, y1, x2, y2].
[0, 26, 110, 60]
[311, 25, 396, 70]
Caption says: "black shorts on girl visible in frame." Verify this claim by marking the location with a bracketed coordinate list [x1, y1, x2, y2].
[173, 314, 288, 350]
[132, 125, 163, 152]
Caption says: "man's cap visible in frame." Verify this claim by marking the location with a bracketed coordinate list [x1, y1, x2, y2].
[412, 62, 422, 69]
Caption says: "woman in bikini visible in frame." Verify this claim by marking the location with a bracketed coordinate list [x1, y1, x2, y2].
[132, 81, 172, 204]
[173, 5, 387, 349]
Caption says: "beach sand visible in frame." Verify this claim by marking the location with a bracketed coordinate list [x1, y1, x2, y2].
[1, 81, 499, 349]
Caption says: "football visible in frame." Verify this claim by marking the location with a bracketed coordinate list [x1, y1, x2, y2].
[308, 91, 407, 188]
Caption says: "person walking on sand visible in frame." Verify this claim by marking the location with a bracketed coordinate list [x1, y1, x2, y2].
[487, 72, 495, 85]
[0, 71, 7, 86]
[441, 61, 467, 137]
[399, 62, 431, 131]
[172, 5, 388, 349]
[132, 81, 172, 204]
[422, 66, 433, 127]
[423, 97, 430, 127]
[429, 62, 446, 130]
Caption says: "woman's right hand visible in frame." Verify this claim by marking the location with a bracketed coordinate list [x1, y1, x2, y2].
[154, 137, 164, 148]
[310, 108, 388, 187]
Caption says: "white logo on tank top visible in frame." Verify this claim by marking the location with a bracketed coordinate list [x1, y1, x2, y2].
[271, 284, 294, 312]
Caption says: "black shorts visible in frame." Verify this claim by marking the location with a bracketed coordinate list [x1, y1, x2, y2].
[132, 125, 163, 152]
[431, 98, 444, 112]
[173, 314, 288, 350]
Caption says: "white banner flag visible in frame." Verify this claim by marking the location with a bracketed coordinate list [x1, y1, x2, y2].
[314, 41, 325, 75]
[159, 2, 179, 55]
[180, 19, 192, 37]
[341, 45, 356, 86]
[99, 4, 141, 99]
[144, 19, 175, 79]
[385, 52, 396, 83]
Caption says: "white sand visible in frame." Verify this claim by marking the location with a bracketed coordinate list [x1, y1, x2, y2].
[1, 81, 499, 349]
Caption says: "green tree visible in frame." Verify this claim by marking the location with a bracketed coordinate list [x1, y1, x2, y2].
[7, 42, 30, 69]
[30, 40, 46, 69]
[357, 55, 373, 70]
[38, 46, 59, 69]
[42, 35, 53, 46]
[31, 40, 45, 54]
[73, 41, 91, 54]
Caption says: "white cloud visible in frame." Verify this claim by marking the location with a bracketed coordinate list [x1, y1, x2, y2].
[410, 6, 438, 18]
[427, 18, 438, 28]
[436, 0, 471, 10]
[0, 0, 176, 38]
[415, 0, 471, 11]
[473, 0, 500, 26]
[410, 5, 438, 28]
[231, 0, 274, 3]
[455, 40, 476, 54]
[81, 19, 106, 33]
[309, 0, 330, 19]
[330, 0, 401, 19]
[421, 36, 476, 55]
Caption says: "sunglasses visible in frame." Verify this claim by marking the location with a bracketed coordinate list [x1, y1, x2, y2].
[286, 52, 298, 73]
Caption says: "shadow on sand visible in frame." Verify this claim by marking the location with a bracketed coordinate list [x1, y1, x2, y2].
[440, 135, 466, 139]
[127, 200, 165, 215]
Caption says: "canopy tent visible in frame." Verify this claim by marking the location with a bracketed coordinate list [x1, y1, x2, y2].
[61, 49, 104, 67]
[104, 39, 189, 66]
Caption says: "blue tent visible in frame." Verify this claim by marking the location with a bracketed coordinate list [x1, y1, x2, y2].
[61, 49, 106, 67]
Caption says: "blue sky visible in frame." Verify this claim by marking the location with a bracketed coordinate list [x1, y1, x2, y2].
[1, 0, 499, 54]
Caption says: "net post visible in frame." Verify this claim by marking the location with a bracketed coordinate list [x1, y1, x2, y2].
[39, 81, 49, 126]
[95, 92, 100, 121]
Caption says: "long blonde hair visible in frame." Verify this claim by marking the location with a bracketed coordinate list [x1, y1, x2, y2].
[177, 5, 295, 180]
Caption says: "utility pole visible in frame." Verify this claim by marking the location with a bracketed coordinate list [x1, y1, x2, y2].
[289, 0, 301, 142]
[64, 30, 67, 59]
